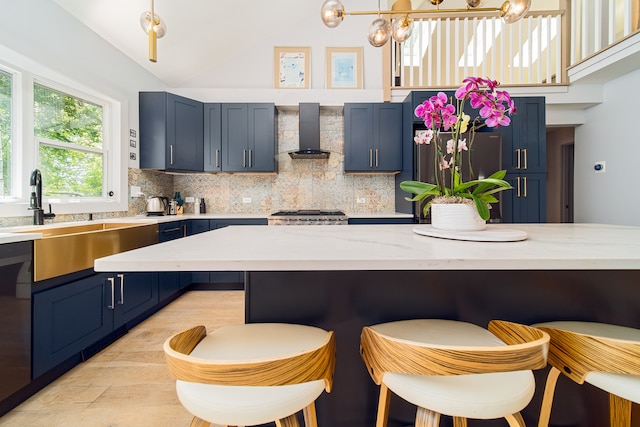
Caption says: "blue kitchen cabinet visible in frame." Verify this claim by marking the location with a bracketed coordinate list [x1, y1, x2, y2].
[158, 220, 191, 300]
[32, 272, 157, 378]
[498, 97, 546, 222]
[111, 273, 158, 329]
[344, 103, 403, 172]
[203, 103, 222, 172]
[220, 104, 277, 172]
[139, 91, 204, 172]
[502, 173, 547, 223]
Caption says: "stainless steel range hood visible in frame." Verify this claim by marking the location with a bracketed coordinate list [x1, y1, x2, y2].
[289, 103, 330, 159]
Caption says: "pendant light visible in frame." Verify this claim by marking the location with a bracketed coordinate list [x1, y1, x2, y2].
[140, 0, 167, 62]
[320, 0, 532, 47]
[368, 0, 391, 47]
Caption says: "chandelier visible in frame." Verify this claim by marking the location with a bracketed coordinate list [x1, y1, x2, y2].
[140, 0, 167, 62]
[321, 0, 532, 47]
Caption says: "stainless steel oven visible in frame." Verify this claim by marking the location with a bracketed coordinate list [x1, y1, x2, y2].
[268, 210, 348, 225]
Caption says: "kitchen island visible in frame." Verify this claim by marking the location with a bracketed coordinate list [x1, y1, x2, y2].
[95, 224, 640, 427]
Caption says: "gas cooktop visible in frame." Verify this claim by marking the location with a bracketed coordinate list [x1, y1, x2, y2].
[270, 210, 345, 216]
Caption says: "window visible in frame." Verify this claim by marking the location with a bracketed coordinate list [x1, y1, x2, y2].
[33, 83, 105, 198]
[0, 47, 125, 218]
[0, 70, 12, 198]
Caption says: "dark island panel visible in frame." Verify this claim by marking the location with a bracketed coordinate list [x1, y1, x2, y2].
[246, 269, 640, 427]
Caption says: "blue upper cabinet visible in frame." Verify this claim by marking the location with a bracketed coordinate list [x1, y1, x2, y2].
[203, 103, 222, 172]
[344, 103, 403, 172]
[139, 92, 204, 172]
[503, 97, 546, 174]
[218, 103, 277, 173]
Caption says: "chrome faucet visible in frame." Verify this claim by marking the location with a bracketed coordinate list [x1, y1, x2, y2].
[29, 169, 55, 225]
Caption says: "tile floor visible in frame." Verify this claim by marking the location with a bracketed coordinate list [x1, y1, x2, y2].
[0, 290, 244, 427]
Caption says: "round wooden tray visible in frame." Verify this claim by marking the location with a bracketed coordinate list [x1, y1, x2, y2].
[413, 225, 528, 242]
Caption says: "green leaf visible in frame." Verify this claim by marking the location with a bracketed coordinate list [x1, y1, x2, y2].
[471, 194, 490, 220]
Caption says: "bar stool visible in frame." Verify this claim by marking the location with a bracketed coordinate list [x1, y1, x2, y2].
[360, 319, 549, 427]
[164, 323, 335, 427]
[535, 321, 640, 427]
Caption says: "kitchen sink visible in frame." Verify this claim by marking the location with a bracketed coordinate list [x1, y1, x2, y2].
[17, 222, 158, 281]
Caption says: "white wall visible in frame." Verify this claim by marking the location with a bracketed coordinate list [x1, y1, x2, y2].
[573, 67, 640, 226]
[0, 0, 166, 217]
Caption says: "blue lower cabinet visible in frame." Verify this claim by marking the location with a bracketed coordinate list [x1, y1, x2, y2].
[112, 272, 158, 329]
[32, 272, 158, 379]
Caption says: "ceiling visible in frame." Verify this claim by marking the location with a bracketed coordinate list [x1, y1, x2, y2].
[52, 0, 436, 89]
[53, 0, 341, 88]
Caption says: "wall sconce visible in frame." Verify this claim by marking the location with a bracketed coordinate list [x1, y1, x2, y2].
[140, 0, 167, 62]
[321, 0, 532, 47]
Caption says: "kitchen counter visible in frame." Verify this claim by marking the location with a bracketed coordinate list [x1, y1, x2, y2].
[94, 223, 640, 272]
[93, 222, 640, 427]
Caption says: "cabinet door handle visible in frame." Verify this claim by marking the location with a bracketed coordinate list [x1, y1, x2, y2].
[107, 277, 115, 309]
[515, 149, 521, 169]
[243, 149, 247, 167]
[522, 149, 528, 170]
[161, 227, 182, 233]
[170, 145, 174, 165]
[516, 176, 521, 197]
[375, 149, 379, 167]
[182, 224, 187, 237]
[117, 274, 124, 305]
[215, 149, 220, 168]
[523, 176, 528, 198]
[249, 149, 252, 168]
[369, 149, 373, 168]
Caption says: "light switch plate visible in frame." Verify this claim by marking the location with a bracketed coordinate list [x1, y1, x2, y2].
[242, 197, 252, 204]
[357, 198, 366, 204]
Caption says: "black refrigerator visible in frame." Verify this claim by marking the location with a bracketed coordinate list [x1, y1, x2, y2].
[413, 131, 503, 223]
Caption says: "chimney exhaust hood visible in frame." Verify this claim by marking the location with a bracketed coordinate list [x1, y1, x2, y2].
[289, 103, 330, 159]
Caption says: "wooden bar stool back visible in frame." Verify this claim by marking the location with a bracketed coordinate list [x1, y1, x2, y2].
[535, 321, 640, 427]
[164, 323, 335, 427]
[360, 319, 549, 427]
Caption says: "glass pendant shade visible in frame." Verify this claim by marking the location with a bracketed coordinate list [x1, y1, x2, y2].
[321, 0, 345, 28]
[500, 0, 531, 24]
[140, 11, 167, 37]
[368, 18, 391, 47]
[392, 15, 413, 43]
[466, 0, 487, 7]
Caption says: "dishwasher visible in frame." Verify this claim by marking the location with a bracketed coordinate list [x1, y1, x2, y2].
[0, 241, 32, 415]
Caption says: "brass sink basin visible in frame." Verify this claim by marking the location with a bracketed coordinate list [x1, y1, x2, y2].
[18, 222, 158, 281]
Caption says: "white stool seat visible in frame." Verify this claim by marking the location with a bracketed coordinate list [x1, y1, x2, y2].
[372, 320, 536, 419]
[535, 321, 640, 404]
[164, 323, 335, 427]
[177, 380, 325, 426]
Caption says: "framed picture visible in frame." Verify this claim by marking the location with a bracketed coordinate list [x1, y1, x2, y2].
[326, 47, 363, 89]
[274, 47, 311, 89]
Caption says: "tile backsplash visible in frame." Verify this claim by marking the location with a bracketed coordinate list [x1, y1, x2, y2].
[158, 107, 397, 215]
[3, 107, 398, 226]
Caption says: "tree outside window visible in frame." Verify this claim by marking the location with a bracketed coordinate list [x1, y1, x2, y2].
[33, 83, 104, 198]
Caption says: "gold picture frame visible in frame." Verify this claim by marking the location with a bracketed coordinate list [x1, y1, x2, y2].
[326, 47, 363, 89]
[274, 47, 311, 89]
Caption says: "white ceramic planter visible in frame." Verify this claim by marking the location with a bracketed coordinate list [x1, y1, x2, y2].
[431, 202, 486, 231]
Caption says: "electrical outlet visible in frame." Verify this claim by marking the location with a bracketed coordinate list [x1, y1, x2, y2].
[130, 185, 142, 197]
[242, 197, 252, 204]
[357, 198, 366, 204]
[594, 161, 606, 173]
[185, 196, 195, 203]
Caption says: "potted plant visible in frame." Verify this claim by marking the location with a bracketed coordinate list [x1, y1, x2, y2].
[400, 77, 515, 231]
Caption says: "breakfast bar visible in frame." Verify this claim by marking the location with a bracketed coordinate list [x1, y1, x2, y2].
[95, 223, 640, 427]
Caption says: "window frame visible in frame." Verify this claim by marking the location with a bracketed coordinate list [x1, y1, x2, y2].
[0, 52, 126, 219]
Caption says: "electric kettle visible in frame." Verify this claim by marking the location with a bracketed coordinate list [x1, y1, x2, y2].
[146, 196, 169, 216]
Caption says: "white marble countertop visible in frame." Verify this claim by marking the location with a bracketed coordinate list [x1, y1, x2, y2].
[94, 223, 640, 272]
